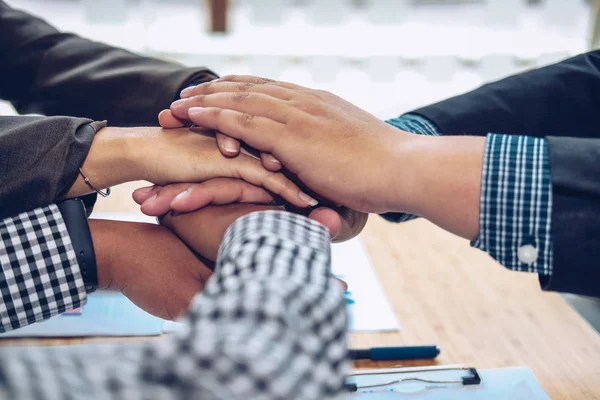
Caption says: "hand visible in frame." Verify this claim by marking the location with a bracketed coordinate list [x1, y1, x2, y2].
[167, 75, 420, 213]
[65, 126, 317, 209]
[90, 219, 213, 320]
[158, 204, 350, 290]
[132, 180, 368, 244]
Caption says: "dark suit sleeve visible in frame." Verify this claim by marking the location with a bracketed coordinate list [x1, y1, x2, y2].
[0, 1, 218, 126]
[539, 137, 600, 297]
[412, 50, 600, 139]
[0, 116, 104, 219]
[411, 51, 600, 297]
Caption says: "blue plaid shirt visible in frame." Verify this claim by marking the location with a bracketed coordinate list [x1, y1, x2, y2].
[383, 114, 553, 277]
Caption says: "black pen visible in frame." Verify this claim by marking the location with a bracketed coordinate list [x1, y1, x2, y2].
[349, 345, 440, 361]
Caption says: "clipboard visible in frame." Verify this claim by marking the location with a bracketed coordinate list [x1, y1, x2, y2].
[345, 365, 551, 399]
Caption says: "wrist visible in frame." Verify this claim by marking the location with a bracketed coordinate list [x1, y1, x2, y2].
[389, 134, 485, 238]
[81, 127, 152, 187]
[88, 219, 115, 290]
[380, 128, 431, 214]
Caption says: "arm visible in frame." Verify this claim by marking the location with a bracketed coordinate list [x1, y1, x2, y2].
[412, 50, 600, 139]
[173, 76, 600, 297]
[0, 211, 348, 400]
[0, 1, 217, 126]
[0, 199, 213, 331]
[0, 120, 311, 219]
[0, 201, 90, 332]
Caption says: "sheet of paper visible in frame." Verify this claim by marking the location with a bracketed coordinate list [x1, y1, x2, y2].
[0, 291, 164, 338]
[91, 212, 400, 333]
[331, 238, 400, 332]
[347, 366, 551, 399]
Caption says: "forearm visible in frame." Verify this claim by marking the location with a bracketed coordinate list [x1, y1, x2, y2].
[64, 126, 149, 198]
[389, 134, 484, 240]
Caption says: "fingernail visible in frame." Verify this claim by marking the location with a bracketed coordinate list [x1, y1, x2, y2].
[223, 139, 238, 153]
[266, 154, 281, 164]
[171, 99, 187, 109]
[180, 86, 195, 98]
[299, 191, 319, 207]
[173, 189, 191, 204]
[135, 186, 153, 194]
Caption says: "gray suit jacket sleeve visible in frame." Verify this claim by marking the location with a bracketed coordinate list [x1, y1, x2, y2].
[412, 52, 600, 297]
[0, 1, 218, 218]
[0, 1, 218, 125]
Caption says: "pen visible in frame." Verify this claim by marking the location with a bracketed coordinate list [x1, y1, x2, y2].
[349, 345, 440, 361]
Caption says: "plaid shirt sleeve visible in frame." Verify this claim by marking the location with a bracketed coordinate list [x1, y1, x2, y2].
[472, 134, 553, 276]
[383, 115, 553, 277]
[0, 204, 87, 333]
[0, 211, 348, 400]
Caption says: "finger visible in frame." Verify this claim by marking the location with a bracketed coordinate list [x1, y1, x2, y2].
[188, 107, 284, 155]
[171, 92, 290, 123]
[170, 179, 276, 212]
[334, 276, 348, 291]
[308, 207, 342, 239]
[158, 109, 187, 128]
[218, 74, 306, 90]
[181, 80, 294, 101]
[140, 183, 193, 216]
[261, 152, 282, 172]
[309, 207, 369, 242]
[229, 152, 318, 208]
[132, 185, 162, 205]
[216, 132, 240, 157]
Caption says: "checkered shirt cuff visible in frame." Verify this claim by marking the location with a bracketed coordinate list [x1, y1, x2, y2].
[139, 210, 348, 399]
[0, 205, 87, 332]
[381, 114, 441, 223]
[472, 134, 553, 275]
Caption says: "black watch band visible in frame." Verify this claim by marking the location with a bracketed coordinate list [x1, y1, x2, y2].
[57, 199, 98, 293]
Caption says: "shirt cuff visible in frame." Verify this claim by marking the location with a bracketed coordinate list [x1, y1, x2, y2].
[217, 210, 331, 277]
[472, 134, 553, 276]
[0, 205, 87, 332]
[381, 113, 441, 223]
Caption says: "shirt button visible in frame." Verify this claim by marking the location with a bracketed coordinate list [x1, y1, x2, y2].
[518, 244, 538, 264]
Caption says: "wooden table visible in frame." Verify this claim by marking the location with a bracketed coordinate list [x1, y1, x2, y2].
[3, 182, 600, 399]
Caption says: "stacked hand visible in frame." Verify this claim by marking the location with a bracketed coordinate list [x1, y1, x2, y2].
[80, 80, 371, 320]
[163, 75, 418, 213]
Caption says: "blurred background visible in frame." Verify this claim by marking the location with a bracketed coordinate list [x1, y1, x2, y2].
[2, 0, 598, 119]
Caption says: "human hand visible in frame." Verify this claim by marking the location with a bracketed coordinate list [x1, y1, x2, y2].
[158, 205, 351, 291]
[89, 219, 213, 320]
[132, 180, 368, 245]
[66, 126, 317, 209]
[167, 76, 420, 213]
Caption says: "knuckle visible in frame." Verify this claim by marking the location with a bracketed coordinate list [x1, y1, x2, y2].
[221, 74, 238, 82]
[189, 94, 207, 105]
[200, 80, 215, 93]
[238, 82, 255, 91]
[231, 91, 250, 103]
[237, 112, 255, 127]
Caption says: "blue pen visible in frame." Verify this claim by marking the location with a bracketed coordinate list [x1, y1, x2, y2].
[349, 345, 440, 361]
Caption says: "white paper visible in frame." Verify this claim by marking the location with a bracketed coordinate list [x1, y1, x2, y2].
[331, 238, 400, 332]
